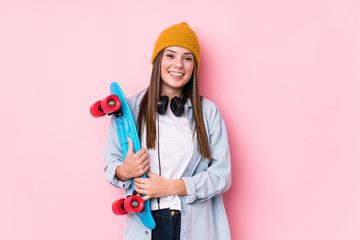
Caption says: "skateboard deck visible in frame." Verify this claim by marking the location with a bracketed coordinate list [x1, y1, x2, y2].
[90, 82, 156, 230]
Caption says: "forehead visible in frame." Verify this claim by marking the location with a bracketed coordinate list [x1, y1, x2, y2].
[164, 46, 193, 54]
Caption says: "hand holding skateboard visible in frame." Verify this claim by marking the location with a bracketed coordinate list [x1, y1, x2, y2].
[116, 137, 150, 181]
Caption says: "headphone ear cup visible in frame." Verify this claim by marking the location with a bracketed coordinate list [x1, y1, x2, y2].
[157, 95, 169, 115]
[170, 96, 185, 117]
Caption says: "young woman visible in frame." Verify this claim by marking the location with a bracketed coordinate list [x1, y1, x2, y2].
[104, 22, 231, 240]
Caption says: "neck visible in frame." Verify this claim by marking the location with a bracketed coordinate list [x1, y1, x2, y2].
[160, 87, 183, 100]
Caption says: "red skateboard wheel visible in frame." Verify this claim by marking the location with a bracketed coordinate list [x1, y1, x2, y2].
[90, 101, 106, 118]
[112, 198, 128, 215]
[124, 195, 144, 213]
[101, 95, 121, 114]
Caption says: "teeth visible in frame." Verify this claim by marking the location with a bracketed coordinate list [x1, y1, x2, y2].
[170, 72, 184, 77]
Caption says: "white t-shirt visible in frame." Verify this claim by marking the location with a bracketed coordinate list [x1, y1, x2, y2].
[141, 103, 194, 211]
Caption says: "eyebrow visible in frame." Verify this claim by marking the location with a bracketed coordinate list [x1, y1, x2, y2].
[164, 49, 193, 55]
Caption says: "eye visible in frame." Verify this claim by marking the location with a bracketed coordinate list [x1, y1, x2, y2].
[166, 54, 175, 58]
[184, 57, 193, 61]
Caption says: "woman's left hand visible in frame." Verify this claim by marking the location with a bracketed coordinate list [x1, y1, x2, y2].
[133, 172, 171, 201]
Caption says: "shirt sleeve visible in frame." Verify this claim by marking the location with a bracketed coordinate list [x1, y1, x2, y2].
[181, 107, 231, 203]
[103, 117, 132, 189]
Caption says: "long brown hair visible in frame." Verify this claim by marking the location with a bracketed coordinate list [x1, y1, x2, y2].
[137, 50, 212, 161]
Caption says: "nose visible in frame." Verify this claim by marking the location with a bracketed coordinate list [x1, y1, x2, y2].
[174, 57, 184, 69]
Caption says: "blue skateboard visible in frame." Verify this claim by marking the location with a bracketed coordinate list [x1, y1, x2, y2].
[90, 82, 156, 230]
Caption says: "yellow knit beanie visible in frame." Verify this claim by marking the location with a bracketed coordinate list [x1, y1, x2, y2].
[151, 22, 200, 71]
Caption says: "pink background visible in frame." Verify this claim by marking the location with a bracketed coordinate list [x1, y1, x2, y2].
[1, 0, 359, 239]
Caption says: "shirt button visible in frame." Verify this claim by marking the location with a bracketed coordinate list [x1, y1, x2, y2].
[145, 231, 149, 234]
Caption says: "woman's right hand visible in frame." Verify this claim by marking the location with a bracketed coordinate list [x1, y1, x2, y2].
[115, 137, 150, 181]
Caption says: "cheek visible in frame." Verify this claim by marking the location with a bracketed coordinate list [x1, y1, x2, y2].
[185, 62, 195, 74]
[161, 61, 170, 73]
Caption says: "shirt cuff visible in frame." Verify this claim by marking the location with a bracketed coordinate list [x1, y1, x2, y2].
[181, 177, 197, 203]
[106, 162, 132, 189]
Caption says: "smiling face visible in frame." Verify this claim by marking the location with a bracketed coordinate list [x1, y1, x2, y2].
[160, 46, 195, 98]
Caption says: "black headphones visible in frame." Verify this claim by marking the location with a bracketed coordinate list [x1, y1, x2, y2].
[157, 95, 187, 117]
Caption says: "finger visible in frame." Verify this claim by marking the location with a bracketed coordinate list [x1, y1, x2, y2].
[134, 185, 146, 195]
[139, 151, 149, 161]
[134, 152, 148, 166]
[140, 158, 150, 169]
[135, 166, 149, 178]
[142, 195, 151, 202]
[147, 172, 157, 178]
[143, 164, 150, 173]
[126, 137, 134, 154]
[134, 177, 147, 184]
[134, 182, 146, 190]
[135, 148, 146, 158]
[133, 179, 146, 187]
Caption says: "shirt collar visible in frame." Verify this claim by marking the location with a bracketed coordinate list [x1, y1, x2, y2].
[186, 97, 193, 109]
